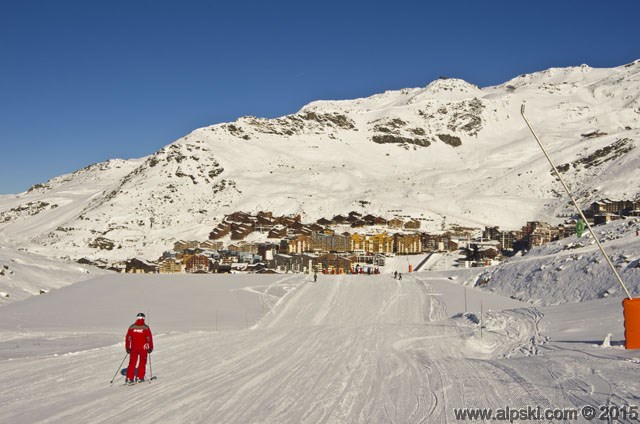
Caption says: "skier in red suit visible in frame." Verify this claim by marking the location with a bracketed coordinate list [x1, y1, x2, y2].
[125, 312, 154, 384]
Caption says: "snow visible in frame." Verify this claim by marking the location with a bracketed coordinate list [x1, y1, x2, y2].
[477, 217, 640, 305]
[0, 61, 639, 262]
[0, 245, 108, 304]
[1, 264, 640, 422]
[1, 60, 640, 422]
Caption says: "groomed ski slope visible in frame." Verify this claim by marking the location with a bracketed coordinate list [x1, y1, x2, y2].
[1, 273, 639, 423]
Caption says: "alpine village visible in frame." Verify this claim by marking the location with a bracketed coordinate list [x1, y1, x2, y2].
[81, 199, 640, 275]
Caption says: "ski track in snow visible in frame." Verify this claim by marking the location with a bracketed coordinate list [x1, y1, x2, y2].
[1, 273, 639, 423]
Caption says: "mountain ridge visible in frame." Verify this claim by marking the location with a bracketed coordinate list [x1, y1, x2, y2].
[1, 60, 639, 261]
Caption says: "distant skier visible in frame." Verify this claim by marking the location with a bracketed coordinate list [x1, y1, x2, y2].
[313, 272, 318, 282]
[394, 271, 398, 279]
[125, 312, 154, 384]
[398, 273, 402, 281]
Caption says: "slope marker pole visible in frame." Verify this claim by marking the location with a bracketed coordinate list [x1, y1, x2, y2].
[520, 104, 631, 299]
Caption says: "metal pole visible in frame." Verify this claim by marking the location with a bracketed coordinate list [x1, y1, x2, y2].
[149, 353, 156, 381]
[480, 299, 483, 339]
[110, 353, 129, 384]
[464, 287, 468, 313]
[520, 104, 632, 299]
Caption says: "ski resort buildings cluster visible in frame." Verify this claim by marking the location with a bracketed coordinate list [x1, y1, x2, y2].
[112, 199, 640, 275]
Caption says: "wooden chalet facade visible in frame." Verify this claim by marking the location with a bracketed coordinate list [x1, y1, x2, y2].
[185, 255, 212, 273]
[125, 258, 158, 274]
[387, 218, 404, 229]
[404, 219, 421, 230]
[174, 240, 200, 252]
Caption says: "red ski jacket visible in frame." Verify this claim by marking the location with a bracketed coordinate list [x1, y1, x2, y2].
[125, 318, 153, 352]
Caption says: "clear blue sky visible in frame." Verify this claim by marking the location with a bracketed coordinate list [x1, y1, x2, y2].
[1, 0, 639, 194]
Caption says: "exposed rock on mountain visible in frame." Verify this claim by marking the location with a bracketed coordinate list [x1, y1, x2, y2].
[1, 60, 639, 261]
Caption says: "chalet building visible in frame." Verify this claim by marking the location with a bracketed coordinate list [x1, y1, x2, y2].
[309, 223, 324, 233]
[594, 212, 623, 225]
[497, 230, 523, 251]
[212, 261, 232, 273]
[278, 215, 301, 227]
[373, 217, 387, 226]
[421, 234, 458, 252]
[404, 219, 421, 230]
[225, 211, 252, 223]
[257, 211, 273, 219]
[464, 244, 500, 264]
[332, 214, 348, 225]
[257, 242, 279, 261]
[231, 223, 254, 240]
[287, 234, 311, 254]
[268, 226, 287, 239]
[278, 239, 290, 254]
[311, 232, 350, 253]
[183, 247, 204, 256]
[200, 240, 223, 251]
[316, 253, 352, 273]
[292, 224, 313, 236]
[483, 227, 523, 251]
[316, 217, 332, 226]
[227, 243, 242, 254]
[351, 233, 366, 252]
[483, 226, 501, 241]
[237, 252, 262, 264]
[388, 218, 404, 229]
[289, 221, 304, 230]
[227, 242, 258, 255]
[159, 258, 183, 274]
[209, 222, 231, 240]
[350, 233, 394, 254]
[556, 224, 575, 240]
[271, 253, 305, 273]
[185, 254, 212, 273]
[522, 221, 552, 236]
[350, 219, 367, 228]
[521, 223, 563, 247]
[590, 199, 636, 215]
[347, 213, 361, 224]
[174, 240, 200, 252]
[367, 233, 394, 254]
[348, 211, 362, 220]
[245, 262, 268, 273]
[362, 214, 377, 226]
[255, 215, 275, 232]
[394, 233, 422, 254]
[125, 258, 158, 274]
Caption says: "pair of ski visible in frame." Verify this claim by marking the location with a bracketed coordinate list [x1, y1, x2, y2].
[124, 376, 157, 386]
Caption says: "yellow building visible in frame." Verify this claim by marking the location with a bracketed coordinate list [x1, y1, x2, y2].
[159, 258, 184, 274]
[351, 233, 394, 254]
[395, 233, 422, 254]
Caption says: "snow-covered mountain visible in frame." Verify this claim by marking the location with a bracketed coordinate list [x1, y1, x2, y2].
[1, 60, 640, 261]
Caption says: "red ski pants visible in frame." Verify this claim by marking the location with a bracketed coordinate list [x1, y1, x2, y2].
[126, 350, 148, 380]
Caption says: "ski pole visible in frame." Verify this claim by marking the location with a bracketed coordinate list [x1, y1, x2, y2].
[110, 352, 129, 384]
[520, 104, 632, 299]
[148, 352, 156, 381]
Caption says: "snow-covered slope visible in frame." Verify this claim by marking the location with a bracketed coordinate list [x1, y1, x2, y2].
[476, 217, 640, 305]
[0, 272, 637, 423]
[0, 244, 108, 304]
[1, 60, 640, 261]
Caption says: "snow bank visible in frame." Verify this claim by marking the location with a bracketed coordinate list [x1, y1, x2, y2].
[0, 245, 107, 304]
[477, 218, 640, 305]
